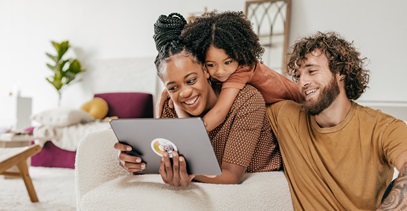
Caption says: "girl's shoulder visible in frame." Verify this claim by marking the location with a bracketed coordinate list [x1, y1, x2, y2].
[234, 85, 264, 105]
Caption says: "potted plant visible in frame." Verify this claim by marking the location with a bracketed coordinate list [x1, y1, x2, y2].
[45, 40, 83, 106]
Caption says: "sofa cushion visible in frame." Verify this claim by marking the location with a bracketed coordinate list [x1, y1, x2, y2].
[80, 97, 109, 120]
[31, 108, 94, 127]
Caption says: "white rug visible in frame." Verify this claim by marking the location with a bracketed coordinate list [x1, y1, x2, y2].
[0, 167, 76, 211]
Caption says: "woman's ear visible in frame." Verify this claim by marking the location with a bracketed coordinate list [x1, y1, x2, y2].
[203, 66, 210, 79]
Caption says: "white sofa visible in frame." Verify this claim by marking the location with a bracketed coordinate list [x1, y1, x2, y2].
[75, 129, 293, 210]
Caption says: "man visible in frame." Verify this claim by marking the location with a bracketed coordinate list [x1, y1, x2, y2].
[267, 31, 407, 210]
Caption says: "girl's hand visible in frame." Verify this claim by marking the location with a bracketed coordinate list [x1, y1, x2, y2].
[155, 89, 174, 118]
[174, 103, 190, 118]
[159, 150, 194, 187]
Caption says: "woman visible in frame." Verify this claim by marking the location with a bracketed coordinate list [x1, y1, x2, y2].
[114, 13, 281, 186]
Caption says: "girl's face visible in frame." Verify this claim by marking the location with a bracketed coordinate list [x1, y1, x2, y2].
[205, 45, 239, 82]
[160, 53, 217, 117]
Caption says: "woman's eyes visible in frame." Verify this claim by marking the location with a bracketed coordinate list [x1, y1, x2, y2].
[167, 86, 178, 92]
[224, 60, 234, 65]
[167, 78, 197, 92]
[187, 78, 197, 84]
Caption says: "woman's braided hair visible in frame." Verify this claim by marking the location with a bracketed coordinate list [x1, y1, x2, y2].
[181, 11, 264, 67]
[287, 31, 370, 100]
[153, 13, 199, 76]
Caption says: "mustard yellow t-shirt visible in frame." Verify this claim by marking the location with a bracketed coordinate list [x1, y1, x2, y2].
[267, 100, 407, 210]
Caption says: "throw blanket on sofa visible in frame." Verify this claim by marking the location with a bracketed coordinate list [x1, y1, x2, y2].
[33, 121, 110, 151]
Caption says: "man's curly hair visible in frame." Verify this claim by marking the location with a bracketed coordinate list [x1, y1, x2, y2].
[287, 31, 370, 100]
[181, 11, 264, 67]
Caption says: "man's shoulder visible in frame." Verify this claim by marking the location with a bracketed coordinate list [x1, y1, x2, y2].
[354, 102, 406, 125]
[266, 100, 302, 120]
[270, 100, 301, 112]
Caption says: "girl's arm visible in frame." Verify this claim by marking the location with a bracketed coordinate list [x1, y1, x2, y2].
[203, 87, 240, 131]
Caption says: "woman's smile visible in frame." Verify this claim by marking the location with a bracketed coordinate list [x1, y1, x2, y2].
[181, 95, 200, 108]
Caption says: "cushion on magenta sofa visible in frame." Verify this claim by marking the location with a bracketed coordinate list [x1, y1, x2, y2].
[94, 92, 154, 118]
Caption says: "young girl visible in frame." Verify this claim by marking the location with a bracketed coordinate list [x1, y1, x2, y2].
[158, 11, 302, 131]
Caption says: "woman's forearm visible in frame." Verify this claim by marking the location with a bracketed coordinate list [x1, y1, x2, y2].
[193, 163, 246, 184]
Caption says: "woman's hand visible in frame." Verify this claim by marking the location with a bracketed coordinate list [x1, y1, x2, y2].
[114, 142, 146, 173]
[173, 103, 190, 118]
[159, 150, 194, 187]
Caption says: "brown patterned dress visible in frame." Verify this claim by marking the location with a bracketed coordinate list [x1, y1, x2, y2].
[161, 84, 281, 172]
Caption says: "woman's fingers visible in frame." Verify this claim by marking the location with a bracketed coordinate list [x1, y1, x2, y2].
[171, 151, 180, 187]
[115, 142, 145, 173]
[160, 151, 174, 184]
[159, 151, 192, 187]
[179, 156, 193, 187]
[114, 142, 132, 152]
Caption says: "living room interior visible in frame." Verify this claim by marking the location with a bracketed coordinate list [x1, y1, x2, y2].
[1, 0, 406, 210]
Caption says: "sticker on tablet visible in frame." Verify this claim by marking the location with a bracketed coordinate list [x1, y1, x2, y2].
[151, 138, 178, 158]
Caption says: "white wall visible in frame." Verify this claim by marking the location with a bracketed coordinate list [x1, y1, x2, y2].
[290, 0, 407, 104]
[1, 0, 406, 117]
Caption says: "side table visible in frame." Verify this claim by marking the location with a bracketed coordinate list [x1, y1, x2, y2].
[0, 134, 36, 176]
[0, 134, 34, 148]
[0, 145, 41, 202]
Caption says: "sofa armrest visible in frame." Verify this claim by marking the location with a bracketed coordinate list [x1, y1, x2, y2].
[75, 129, 127, 202]
[78, 171, 293, 210]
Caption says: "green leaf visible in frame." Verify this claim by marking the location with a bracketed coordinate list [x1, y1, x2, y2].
[46, 77, 63, 91]
[60, 59, 70, 70]
[46, 63, 55, 71]
[68, 59, 82, 74]
[57, 41, 70, 60]
[64, 71, 76, 84]
[51, 40, 70, 61]
[46, 53, 58, 62]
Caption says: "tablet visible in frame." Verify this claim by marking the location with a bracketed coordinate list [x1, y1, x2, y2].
[109, 118, 221, 175]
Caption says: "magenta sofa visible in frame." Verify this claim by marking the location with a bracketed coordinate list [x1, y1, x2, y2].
[31, 92, 154, 168]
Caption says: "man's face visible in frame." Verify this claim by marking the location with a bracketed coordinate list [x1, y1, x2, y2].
[292, 50, 341, 115]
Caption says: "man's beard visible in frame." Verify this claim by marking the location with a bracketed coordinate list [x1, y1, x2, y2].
[302, 76, 340, 116]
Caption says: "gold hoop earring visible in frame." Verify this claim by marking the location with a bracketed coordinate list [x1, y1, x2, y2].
[208, 79, 212, 85]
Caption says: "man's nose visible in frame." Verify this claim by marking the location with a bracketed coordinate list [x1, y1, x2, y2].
[298, 74, 311, 88]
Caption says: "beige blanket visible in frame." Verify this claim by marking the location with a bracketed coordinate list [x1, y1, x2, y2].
[33, 121, 110, 151]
